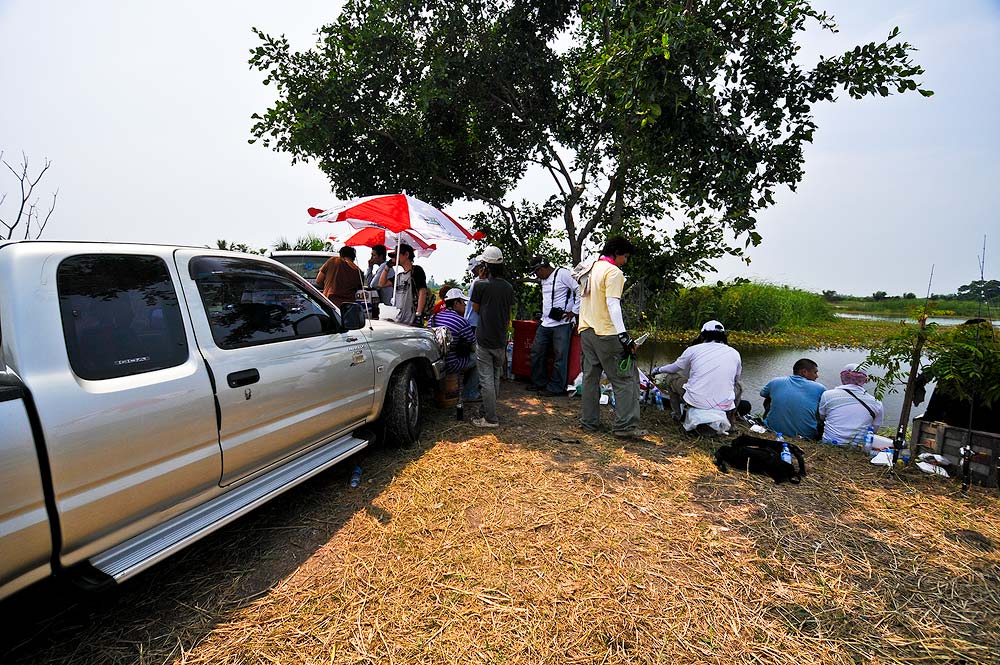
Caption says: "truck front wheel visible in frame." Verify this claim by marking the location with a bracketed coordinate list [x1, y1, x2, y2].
[383, 364, 422, 447]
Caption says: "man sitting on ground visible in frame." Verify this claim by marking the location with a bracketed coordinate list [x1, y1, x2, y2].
[817, 363, 884, 444]
[760, 358, 826, 439]
[651, 320, 742, 430]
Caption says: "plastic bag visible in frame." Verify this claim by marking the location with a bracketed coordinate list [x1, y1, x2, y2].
[683, 407, 730, 434]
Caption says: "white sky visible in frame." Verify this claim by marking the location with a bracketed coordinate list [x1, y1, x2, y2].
[1, 0, 997, 296]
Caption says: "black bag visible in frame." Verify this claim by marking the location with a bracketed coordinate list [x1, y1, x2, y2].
[714, 434, 807, 484]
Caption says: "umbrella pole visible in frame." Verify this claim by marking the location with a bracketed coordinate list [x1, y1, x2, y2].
[391, 231, 401, 308]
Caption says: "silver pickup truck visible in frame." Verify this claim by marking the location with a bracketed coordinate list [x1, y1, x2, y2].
[0, 241, 445, 601]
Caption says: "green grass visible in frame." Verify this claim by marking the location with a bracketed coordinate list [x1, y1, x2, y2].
[658, 282, 834, 332]
[647, 318, 900, 350]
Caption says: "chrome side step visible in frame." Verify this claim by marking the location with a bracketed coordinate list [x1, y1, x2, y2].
[90, 433, 369, 582]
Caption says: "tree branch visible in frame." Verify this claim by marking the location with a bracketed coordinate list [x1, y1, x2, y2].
[577, 176, 620, 247]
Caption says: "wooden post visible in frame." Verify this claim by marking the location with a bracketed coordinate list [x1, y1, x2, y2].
[893, 314, 928, 466]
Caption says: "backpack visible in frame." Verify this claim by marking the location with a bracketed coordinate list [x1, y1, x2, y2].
[570, 255, 600, 298]
[714, 435, 807, 484]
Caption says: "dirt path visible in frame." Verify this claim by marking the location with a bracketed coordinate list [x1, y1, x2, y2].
[2, 386, 998, 663]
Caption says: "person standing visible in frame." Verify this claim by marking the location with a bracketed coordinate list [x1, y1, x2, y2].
[760, 359, 826, 439]
[315, 246, 363, 308]
[527, 255, 579, 396]
[364, 244, 394, 317]
[378, 243, 429, 326]
[470, 246, 514, 428]
[817, 363, 884, 444]
[578, 237, 648, 439]
[461, 257, 485, 401]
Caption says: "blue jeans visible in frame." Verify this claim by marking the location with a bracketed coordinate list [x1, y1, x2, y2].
[530, 323, 572, 393]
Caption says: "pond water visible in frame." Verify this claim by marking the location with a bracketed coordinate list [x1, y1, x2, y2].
[834, 312, 971, 326]
[634, 341, 933, 427]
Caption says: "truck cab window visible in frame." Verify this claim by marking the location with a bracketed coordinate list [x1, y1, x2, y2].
[57, 255, 189, 380]
[189, 256, 336, 349]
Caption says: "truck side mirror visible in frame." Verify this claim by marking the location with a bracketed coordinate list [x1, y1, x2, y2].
[340, 302, 366, 330]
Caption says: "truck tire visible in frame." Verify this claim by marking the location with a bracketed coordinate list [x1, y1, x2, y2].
[383, 363, 422, 447]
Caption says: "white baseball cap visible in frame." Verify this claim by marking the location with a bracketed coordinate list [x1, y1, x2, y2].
[478, 246, 503, 264]
[445, 288, 469, 301]
[467, 257, 482, 272]
[701, 320, 725, 332]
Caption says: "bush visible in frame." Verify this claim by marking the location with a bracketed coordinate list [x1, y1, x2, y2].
[661, 282, 833, 332]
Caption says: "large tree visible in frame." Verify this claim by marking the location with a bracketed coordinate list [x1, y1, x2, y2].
[249, 0, 929, 284]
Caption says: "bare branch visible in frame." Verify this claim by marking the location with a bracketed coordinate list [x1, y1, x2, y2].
[1, 152, 56, 240]
[36, 190, 58, 239]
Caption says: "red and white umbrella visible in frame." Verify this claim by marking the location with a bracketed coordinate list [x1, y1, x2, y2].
[325, 223, 438, 257]
[307, 194, 483, 244]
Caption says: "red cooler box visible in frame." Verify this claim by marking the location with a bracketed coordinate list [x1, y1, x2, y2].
[511, 320, 581, 384]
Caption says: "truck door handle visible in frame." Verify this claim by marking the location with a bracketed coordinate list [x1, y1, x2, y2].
[227, 368, 260, 388]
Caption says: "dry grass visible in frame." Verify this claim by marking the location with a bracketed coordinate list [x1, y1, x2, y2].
[3, 388, 999, 664]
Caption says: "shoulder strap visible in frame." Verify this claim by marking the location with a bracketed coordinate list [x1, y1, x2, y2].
[550, 267, 559, 305]
[839, 388, 877, 421]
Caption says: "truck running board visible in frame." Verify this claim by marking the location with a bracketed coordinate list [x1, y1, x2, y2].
[89, 433, 370, 583]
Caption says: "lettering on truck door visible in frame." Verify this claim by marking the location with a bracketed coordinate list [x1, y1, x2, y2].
[175, 252, 375, 485]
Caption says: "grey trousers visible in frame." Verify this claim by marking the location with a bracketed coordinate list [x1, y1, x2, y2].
[580, 328, 641, 434]
[476, 345, 505, 424]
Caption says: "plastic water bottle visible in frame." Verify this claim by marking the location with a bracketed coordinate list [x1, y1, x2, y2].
[776, 432, 785, 443]
[780, 442, 793, 466]
[349, 466, 362, 488]
[654, 390, 664, 411]
[863, 427, 875, 456]
[610, 391, 617, 409]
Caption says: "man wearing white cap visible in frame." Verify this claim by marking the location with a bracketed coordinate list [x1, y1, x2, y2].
[428, 288, 477, 380]
[470, 246, 514, 427]
[817, 363, 884, 444]
[652, 320, 743, 424]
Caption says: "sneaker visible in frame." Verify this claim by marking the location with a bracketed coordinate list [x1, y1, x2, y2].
[471, 417, 499, 428]
[613, 428, 651, 439]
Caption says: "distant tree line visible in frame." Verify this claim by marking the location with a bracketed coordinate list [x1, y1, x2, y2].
[822, 280, 999, 303]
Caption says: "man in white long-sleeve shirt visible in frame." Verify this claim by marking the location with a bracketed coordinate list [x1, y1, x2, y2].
[578, 237, 648, 439]
[652, 320, 743, 423]
[528, 255, 579, 396]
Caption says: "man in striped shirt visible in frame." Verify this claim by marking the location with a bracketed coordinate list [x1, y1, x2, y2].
[429, 288, 477, 378]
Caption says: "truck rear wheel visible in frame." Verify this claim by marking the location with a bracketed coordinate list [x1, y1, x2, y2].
[384, 364, 422, 447]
